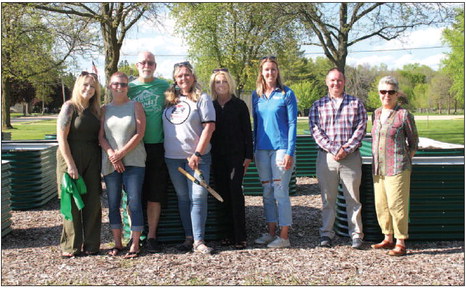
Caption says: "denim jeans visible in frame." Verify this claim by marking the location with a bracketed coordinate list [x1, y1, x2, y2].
[104, 166, 145, 232]
[165, 153, 211, 241]
[254, 149, 293, 227]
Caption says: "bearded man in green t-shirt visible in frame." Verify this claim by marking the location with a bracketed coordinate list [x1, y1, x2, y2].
[128, 51, 169, 253]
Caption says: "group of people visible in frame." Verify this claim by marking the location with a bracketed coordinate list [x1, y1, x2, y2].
[56, 51, 418, 259]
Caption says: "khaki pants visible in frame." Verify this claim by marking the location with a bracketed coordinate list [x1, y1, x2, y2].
[373, 170, 411, 239]
[317, 150, 363, 240]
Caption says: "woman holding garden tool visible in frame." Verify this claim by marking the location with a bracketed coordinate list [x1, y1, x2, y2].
[163, 61, 216, 254]
[56, 71, 102, 258]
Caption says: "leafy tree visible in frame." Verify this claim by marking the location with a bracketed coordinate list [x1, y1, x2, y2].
[427, 72, 455, 114]
[285, 3, 457, 73]
[28, 3, 162, 102]
[118, 60, 138, 81]
[289, 56, 333, 114]
[290, 80, 324, 115]
[442, 8, 464, 105]
[169, 3, 305, 97]
[396, 64, 435, 112]
[345, 64, 383, 106]
[1, 3, 91, 128]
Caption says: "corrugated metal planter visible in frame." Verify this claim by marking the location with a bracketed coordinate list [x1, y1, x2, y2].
[295, 135, 318, 177]
[335, 139, 464, 241]
[1, 141, 58, 210]
[2, 160, 13, 237]
[122, 174, 228, 243]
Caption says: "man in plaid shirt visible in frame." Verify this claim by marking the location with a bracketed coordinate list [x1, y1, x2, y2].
[309, 68, 368, 250]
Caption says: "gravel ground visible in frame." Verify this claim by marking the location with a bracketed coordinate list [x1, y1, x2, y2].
[1, 177, 464, 285]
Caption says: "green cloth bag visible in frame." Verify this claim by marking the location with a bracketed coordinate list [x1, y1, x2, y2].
[60, 173, 87, 221]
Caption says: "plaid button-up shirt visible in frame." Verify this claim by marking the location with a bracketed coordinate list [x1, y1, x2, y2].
[309, 93, 367, 155]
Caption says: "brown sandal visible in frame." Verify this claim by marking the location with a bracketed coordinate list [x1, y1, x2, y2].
[123, 251, 140, 259]
[371, 240, 395, 249]
[388, 244, 406, 256]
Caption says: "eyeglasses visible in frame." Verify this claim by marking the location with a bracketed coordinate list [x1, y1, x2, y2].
[138, 60, 155, 66]
[174, 61, 193, 69]
[212, 68, 229, 73]
[379, 90, 397, 95]
[261, 55, 277, 61]
[111, 82, 128, 88]
[80, 71, 97, 79]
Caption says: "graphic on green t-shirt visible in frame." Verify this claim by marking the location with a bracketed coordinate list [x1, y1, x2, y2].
[128, 78, 169, 144]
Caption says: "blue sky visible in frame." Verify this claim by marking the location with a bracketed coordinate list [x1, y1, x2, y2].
[79, 10, 452, 83]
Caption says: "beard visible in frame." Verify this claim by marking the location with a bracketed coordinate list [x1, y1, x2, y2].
[140, 70, 154, 79]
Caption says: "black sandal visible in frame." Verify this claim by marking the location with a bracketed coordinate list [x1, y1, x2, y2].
[221, 238, 233, 246]
[234, 241, 247, 250]
[176, 239, 194, 252]
[107, 247, 122, 256]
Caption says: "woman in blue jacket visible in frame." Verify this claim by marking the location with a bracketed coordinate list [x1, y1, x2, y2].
[252, 56, 297, 248]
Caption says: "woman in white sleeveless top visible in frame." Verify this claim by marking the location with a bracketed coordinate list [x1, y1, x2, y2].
[99, 72, 146, 259]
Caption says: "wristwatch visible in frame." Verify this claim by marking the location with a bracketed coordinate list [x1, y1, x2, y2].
[194, 151, 202, 158]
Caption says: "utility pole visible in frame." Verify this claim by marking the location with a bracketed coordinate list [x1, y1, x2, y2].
[61, 78, 66, 104]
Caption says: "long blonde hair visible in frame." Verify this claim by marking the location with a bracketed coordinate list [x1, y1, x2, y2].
[70, 73, 101, 117]
[165, 62, 202, 106]
[209, 70, 236, 100]
[255, 57, 284, 97]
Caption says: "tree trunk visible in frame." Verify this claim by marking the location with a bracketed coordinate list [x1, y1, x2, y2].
[2, 76, 13, 129]
[101, 22, 121, 104]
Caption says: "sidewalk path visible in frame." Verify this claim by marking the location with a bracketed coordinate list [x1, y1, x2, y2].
[298, 115, 464, 121]
[11, 115, 58, 123]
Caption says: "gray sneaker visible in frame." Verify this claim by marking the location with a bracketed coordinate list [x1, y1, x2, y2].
[352, 238, 363, 250]
[254, 233, 276, 245]
[319, 236, 332, 248]
[267, 237, 290, 248]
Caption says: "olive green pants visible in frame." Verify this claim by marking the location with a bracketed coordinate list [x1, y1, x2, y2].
[57, 147, 102, 254]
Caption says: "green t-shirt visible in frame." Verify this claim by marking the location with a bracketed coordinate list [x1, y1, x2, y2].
[128, 78, 169, 144]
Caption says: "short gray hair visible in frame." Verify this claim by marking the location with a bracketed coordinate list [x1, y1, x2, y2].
[378, 76, 399, 91]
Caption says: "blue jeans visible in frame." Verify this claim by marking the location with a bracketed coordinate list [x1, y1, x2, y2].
[104, 166, 145, 232]
[255, 149, 293, 227]
[165, 153, 211, 241]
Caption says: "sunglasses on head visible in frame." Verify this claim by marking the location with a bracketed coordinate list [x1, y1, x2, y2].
[138, 60, 155, 66]
[379, 90, 397, 95]
[261, 55, 277, 61]
[80, 71, 97, 79]
[212, 68, 229, 73]
[174, 61, 193, 69]
[111, 82, 128, 88]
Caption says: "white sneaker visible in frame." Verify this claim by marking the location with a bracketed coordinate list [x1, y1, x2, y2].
[254, 233, 276, 245]
[267, 237, 290, 248]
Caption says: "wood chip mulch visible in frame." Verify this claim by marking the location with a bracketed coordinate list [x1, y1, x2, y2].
[1, 177, 464, 285]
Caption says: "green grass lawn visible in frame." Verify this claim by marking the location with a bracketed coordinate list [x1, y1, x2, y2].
[3, 117, 465, 145]
[298, 119, 464, 145]
[4, 120, 57, 140]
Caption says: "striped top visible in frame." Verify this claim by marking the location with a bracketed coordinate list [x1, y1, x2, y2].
[371, 105, 419, 176]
